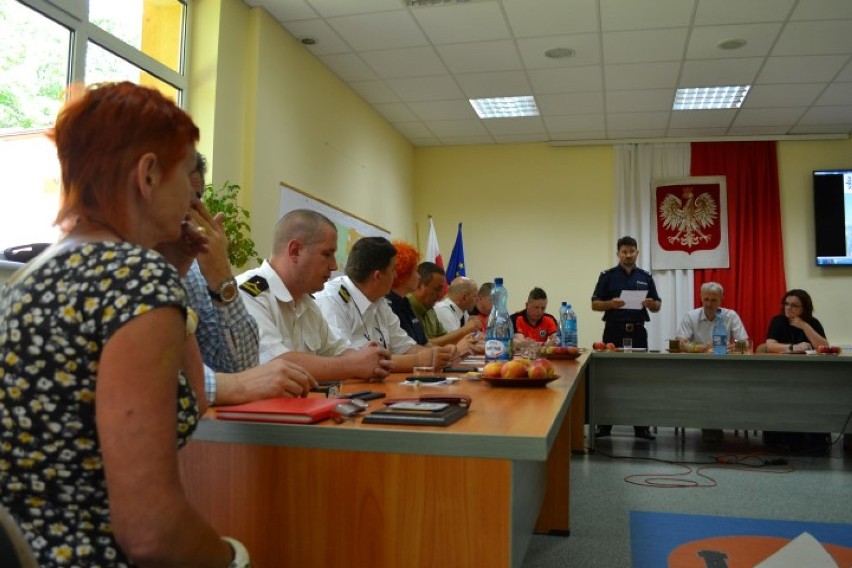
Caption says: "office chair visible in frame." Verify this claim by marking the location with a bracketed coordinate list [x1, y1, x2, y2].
[0, 504, 38, 568]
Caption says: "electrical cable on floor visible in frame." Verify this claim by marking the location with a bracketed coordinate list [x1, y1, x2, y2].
[588, 446, 796, 489]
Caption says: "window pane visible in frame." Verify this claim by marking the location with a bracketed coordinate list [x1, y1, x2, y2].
[89, 0, 185, 73]
[0, 0, 68, 248]
[86, 42, 180, 102]
[0, 0, 70, 130]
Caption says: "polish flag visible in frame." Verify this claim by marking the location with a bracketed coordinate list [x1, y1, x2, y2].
[426, 217, 443, 268]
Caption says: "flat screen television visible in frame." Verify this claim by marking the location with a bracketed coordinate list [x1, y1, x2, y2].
[813, 169, 852, 266]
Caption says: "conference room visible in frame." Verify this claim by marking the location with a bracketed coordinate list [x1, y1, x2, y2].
[2, 1, 852, 567]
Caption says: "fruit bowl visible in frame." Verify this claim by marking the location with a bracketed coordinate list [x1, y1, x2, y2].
[482, 375, 560, 388]
[543, 347, 583, 360]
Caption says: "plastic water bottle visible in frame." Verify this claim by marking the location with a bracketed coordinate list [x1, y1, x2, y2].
[712, 308, 727, 355]
[558, 302, 568, 345]
[485, 277, 513, 362]
[562, 304, 578, 347]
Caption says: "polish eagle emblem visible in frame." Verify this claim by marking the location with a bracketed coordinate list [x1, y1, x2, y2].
[658, 188, 718, 248]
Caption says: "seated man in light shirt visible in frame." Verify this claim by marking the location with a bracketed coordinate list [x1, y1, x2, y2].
[315, 237, 456, 372]
[236, 209, 392, 381]
[675, 281, 749, 444]
[434, 276, 480, 333]
[182, 152, 314, 404]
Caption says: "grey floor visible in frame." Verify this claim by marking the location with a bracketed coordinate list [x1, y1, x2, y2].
[522, 426, 852, 568]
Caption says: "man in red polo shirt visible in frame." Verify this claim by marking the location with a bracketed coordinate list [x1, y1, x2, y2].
[511, 287, 559, 343]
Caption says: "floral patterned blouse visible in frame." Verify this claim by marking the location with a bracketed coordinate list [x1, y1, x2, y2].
[0, 241, 200, 567]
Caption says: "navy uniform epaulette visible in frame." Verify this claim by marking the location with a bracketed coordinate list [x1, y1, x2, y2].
[634, 267, 652, 277]
[239, 275, 268, 297]
[338, 285, 352, 303]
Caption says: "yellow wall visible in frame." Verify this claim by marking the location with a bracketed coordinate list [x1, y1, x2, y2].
[189, 0, 415, 261]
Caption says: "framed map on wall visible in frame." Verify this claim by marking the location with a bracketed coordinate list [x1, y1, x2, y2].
[278, 182, 390, 277]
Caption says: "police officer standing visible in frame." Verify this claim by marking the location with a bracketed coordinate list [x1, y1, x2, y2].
[591, 235, 661, 440]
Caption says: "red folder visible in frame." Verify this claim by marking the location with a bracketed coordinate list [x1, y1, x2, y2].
[215, 397, 342, 424]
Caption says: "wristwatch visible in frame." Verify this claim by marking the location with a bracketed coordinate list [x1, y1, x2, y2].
[788, 343, 794, 352]
[222, 537, 251, 568]
[209, 277, 239, 304]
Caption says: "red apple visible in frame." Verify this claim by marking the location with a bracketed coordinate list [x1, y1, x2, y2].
[566, 346, 580, 357]
[500, 360, 529, 378]
[482, 361, 504, 378]
[527, 358, 555, 379]
[817, 345, 829, 354]
[605, 342, 617, 351]
[592, 341, 606, 352]
[832, 345, 843, 354]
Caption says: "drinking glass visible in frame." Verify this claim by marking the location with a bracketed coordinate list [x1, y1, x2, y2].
[623, 337, 633, 351]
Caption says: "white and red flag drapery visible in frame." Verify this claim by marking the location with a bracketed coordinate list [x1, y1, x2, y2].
[650, 176, 729, 269]
[425, 216, 444, 268]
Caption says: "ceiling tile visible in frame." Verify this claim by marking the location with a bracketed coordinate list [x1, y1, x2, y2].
[773, 21, 852, 56]
[790, 0, 852, 21]
[603, 28, 689, 64]
[492, 133, 550, 143]
[668, 109, 736, 128]
[686, 23, 782, 60]
[606, 89, 674, 113]
[536, 92, 604, 115]
[757, 55, 849, 84]
[393, 121, 435, 138]
[438, 135, 496, 146]
[605, 62, 681, 90]
[318, 53, 378, 81]
[306, 0, 405, 18]
[601, 0, 695, 31]
[790, 123, 852, 135]
[406, 99, 478, 121]
[281, 19, 350, 54]
[548, 129, 607, 141]
[798, 105, 852, 124]
[543, 114, 605, 132]
[412, 2, 511, 45]
[732, 107, 806, 127]
[667, 127, 730, 137]
[607, 111, 671, 130]
[483, 116, 547, 135]
[517, 33, 601, 69]
[503, 0, 598, 38]
[815, 83, 852, 106]
[607, 128, 667, 139]
[742, 83, 823, 108]
[528, 66, 603, 94]
[327, 11, 426, 51]
[246, 0, 318, 21]
[694, 0, 794, 25]
[361, 47, 448, 79]
[386, 76, 465, 102]
[679, 58, 763, 87]
[372, 102, 418, 123]
[455, 70, 532, 98]
[435, 41, 523, 74]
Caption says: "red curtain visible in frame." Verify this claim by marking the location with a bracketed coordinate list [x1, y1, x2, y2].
[690, 142, 786, 342]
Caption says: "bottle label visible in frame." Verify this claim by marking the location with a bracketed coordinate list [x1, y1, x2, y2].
[485, 339, 511, 361]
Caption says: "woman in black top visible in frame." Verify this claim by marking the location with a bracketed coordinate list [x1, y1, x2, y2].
[765, 289, 829, 354]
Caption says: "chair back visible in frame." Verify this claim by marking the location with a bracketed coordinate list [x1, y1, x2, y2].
[0, 504, 38, 568]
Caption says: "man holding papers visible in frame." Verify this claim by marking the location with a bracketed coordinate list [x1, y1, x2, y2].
[591, 235, 662, 440]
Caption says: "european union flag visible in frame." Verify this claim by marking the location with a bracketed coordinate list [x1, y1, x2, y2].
[446, 222, 465, 284]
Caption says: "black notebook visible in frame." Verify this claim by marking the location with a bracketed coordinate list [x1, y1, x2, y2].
[362, 402, 468, 427]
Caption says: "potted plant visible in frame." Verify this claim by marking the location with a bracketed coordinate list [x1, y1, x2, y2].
[201, 181, 261, 268]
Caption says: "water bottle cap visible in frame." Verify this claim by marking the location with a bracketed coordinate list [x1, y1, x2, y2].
[561, 301, 567, 306]
[495, 277, 503, 285]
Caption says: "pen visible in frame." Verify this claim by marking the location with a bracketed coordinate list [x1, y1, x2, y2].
[340, 390, 372, 399]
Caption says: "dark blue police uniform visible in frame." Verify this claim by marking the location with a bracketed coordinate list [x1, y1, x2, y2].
[385, 290, 428, 346]
[591, 264, 661, 440]
[591, 264, 660, 349]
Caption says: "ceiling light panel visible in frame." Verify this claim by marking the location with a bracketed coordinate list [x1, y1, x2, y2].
[469, 96, 540, 118]
[673, 85, 751, 110]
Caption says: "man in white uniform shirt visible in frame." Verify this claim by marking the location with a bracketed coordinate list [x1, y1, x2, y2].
[433, 277, 479, 333]
[237, 209, 391, 381]
[316, 237, 456, 372]
[675, 281, 749, 444]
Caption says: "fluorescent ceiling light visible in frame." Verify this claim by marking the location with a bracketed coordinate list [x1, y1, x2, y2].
[469, 96, 539, 119]
[673, 85, 751, 110]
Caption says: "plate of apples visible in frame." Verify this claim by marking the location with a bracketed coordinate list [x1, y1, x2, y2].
[480, 358, 560, 387]
[815, 345, 843, 355]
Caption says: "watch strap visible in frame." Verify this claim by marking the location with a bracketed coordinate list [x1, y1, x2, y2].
[208, 277, 238, 304]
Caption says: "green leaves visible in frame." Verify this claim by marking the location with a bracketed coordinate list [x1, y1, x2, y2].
[201, 181, 261, 268]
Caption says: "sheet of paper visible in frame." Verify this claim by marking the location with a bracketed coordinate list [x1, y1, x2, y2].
[619, 290, 648, 310]
[755, 532, 838, 568]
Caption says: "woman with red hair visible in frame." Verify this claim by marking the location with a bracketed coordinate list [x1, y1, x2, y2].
[387, 241, 429, 345]
[0, 83, 247, 567]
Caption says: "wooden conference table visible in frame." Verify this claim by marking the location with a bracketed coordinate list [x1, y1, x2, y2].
[581, 351, 852, 451]
[178, 356, 587, 568]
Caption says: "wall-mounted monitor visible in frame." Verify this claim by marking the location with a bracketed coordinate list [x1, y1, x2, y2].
[813, 169, 852, 266]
